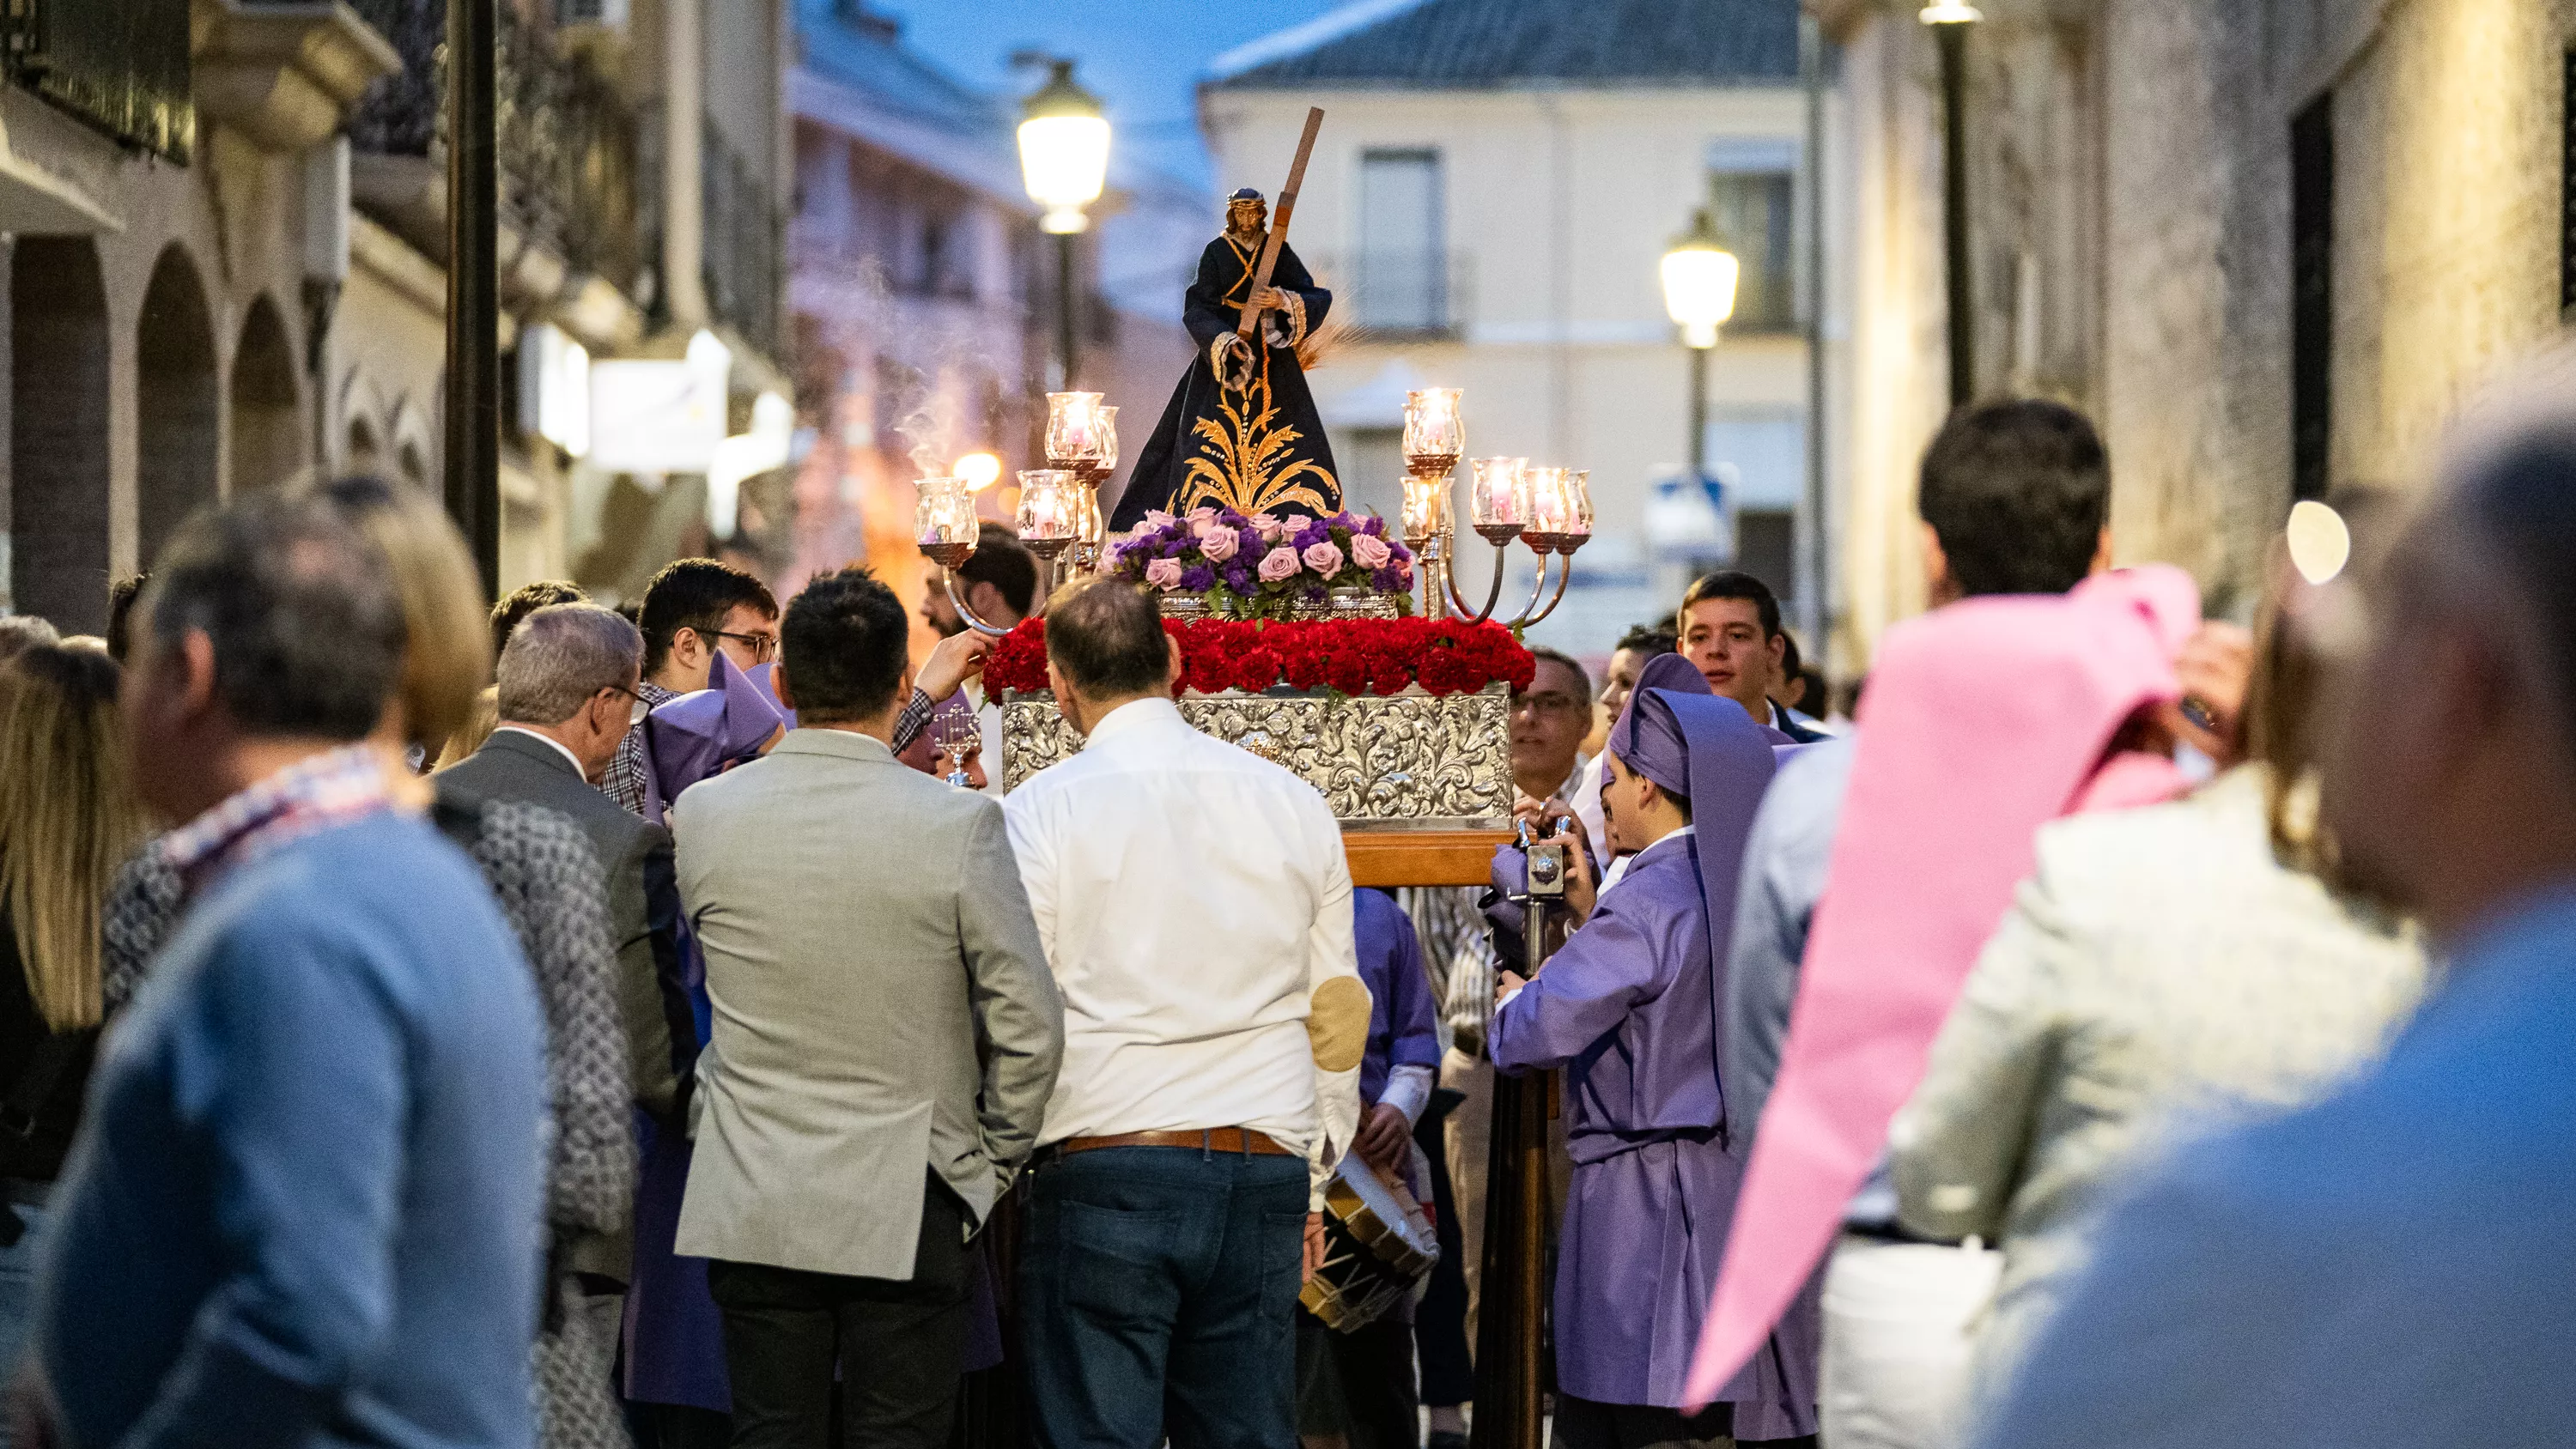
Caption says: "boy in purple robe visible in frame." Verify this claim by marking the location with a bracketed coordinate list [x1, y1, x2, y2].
[1488, 655, 1818, 1449]
[1297, 888, 1443, 1449]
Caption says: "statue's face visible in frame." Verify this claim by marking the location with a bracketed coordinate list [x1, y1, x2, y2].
[1227, 199, 1267, 237]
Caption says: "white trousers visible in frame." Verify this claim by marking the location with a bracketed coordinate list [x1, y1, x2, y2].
[1817, 1236, 2002, 1449]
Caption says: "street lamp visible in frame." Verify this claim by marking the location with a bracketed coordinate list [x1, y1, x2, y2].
[1017, 58, 1110, 391]
[1922, 3, 1981, 408]
[1660, 209, 1740, 481]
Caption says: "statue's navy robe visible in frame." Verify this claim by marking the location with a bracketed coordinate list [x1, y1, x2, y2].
[1109, 233, 1342, 530]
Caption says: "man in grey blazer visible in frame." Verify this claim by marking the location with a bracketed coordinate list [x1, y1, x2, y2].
[671, 567, 1063, 1449]
[434, 605, 693, 1252]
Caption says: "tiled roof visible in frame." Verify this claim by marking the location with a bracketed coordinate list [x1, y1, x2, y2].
[1207, 0, 1801, 90]
[796, 0, 1013, 142]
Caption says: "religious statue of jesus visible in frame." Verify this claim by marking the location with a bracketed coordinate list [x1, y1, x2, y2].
[1107, 187, 1343, 530]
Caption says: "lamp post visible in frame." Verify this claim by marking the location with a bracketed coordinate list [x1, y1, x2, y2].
[1017, 59, 1110, 391]
[1659, 209, 1740, 482]
[1923, 3, 1981, 409]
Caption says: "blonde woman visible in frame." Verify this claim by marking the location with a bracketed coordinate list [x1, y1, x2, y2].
[0, 645, 147, 1409]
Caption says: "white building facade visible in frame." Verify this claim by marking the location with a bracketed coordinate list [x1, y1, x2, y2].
[1200, 0, 1844, 661]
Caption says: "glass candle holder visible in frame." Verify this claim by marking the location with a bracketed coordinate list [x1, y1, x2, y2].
[1402, 387, 1464, 475]
[1400, 471, 1450, 545]
[1043, 391, 1108, 468]
[1565, 469, 1595, 537]
[914, 476, 979, 567]
[1525, 467, 1575, 537]
[1016, 470, 1079, 545]
[1468, 456, 1528, 537]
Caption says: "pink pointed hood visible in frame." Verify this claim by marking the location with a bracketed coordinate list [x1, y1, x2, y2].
[1684, 566, 2200, 1404]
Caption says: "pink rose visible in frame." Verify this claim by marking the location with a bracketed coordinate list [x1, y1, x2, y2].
[1349, 532, 1393, 570]
[1302, 541, 1345, 575]
[1144, 556, 1185, 590]
[1144, 509, 1177, 530]
[1197, 524, 1240, 562]
[1185, 506, 1219, 526]
[1257, 546, 1302, 584]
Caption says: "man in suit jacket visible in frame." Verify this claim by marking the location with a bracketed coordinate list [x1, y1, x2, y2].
[672, 567, 1063, 1449]
[435, 603, 692, 1288]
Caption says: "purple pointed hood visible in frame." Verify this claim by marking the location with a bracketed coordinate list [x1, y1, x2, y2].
[641, 652, 793, 822]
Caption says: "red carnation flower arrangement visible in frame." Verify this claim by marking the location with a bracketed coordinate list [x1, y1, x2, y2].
[982, 616, 1534, 700]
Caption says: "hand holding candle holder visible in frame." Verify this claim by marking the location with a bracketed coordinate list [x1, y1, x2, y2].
[914, 475, 1011, 637]
[1016, 469, 1079, 597]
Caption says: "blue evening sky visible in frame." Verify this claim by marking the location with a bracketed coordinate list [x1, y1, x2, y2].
[874, 0, 1347, 191]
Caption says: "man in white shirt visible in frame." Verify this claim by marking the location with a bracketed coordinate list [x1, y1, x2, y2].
[1004, 577, 1366, 1449]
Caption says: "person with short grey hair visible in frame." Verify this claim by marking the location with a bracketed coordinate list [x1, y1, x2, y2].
[498, 603, 647, 734]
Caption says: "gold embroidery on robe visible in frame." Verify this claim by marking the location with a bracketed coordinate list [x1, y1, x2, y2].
[1178, 348, 1338, 518]
[1182, 237, 1338, 516]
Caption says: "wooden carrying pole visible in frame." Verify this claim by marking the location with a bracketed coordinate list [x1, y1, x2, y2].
[1236, 106, 1326, 342]
[1473, 899, 1554, 1449]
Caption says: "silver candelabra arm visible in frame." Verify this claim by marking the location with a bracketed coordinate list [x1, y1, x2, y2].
[941, 566, 1012, 637]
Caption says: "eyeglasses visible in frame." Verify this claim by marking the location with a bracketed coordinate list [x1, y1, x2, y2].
[603, 683, 647, 727]
[710, 629, 779, 663]
[1512, 691, 1589, 717]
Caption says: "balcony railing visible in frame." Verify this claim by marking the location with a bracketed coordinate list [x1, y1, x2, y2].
[1305, 250, 1475, 341]
[345, 0, 644, 297]
[2, 0, 193, 162]
[702, 117, 781, 358]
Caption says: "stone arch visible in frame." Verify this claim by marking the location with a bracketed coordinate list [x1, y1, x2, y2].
[137, 244, 221, 568]
[347, 413, 384, 475]
[388, 398, 434, 490]
[10, 238, 111, 630]
[228, 294, 301, 493]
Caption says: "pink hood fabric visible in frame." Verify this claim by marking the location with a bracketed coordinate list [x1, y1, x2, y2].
[1684, 567, 2201, 1405]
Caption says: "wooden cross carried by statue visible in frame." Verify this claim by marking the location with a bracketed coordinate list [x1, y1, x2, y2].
[1224, 106, 1327, 387]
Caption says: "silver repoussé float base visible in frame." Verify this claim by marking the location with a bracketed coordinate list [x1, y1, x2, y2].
[1001, 682, 1510, 828]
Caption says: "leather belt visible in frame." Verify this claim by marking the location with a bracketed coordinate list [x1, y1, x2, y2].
[1054, 1128, 1296, 1158]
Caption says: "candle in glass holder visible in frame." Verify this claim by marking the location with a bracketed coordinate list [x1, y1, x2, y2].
[1527, 467, 1574, 536]
[1403, 388, 1464, 475]
[1017, 470, 1078, 542]
[1044, 392, 1107, 465]
[1564, 469, 1595, 537]
[1400, 472, 1447, 544]
[914, 476, 980, 567]
[1469, 457, 1528, 530]
[1096, 405, 1120, 474]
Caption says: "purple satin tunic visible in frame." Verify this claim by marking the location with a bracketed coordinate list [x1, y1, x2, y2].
[1488, 833, 1819, 1434]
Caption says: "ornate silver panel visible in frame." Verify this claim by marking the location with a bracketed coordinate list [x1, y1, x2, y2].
[1001, 685, 1511, 826]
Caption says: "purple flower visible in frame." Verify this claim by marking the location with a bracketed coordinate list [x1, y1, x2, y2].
[1161, 538, 1189, 559]
[1180, 564, 1216, 591]
[1372, 566, 1408, 592]
[1295, 520, 1331, 550]
[1223, 561, 1256, 593]
[1237, 528, 1264, 559]
[1356, 513, 1385, 537]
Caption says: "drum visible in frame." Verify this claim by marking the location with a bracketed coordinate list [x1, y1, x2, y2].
[1300, 1152, 1440, 1332]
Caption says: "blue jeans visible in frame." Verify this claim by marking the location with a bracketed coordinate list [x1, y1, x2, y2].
[1019, 1145, 1307, 1449]
[0, 1195, 50, 1449]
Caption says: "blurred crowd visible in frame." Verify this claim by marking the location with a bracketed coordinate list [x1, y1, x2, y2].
[3, 350, 2574, 1449]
